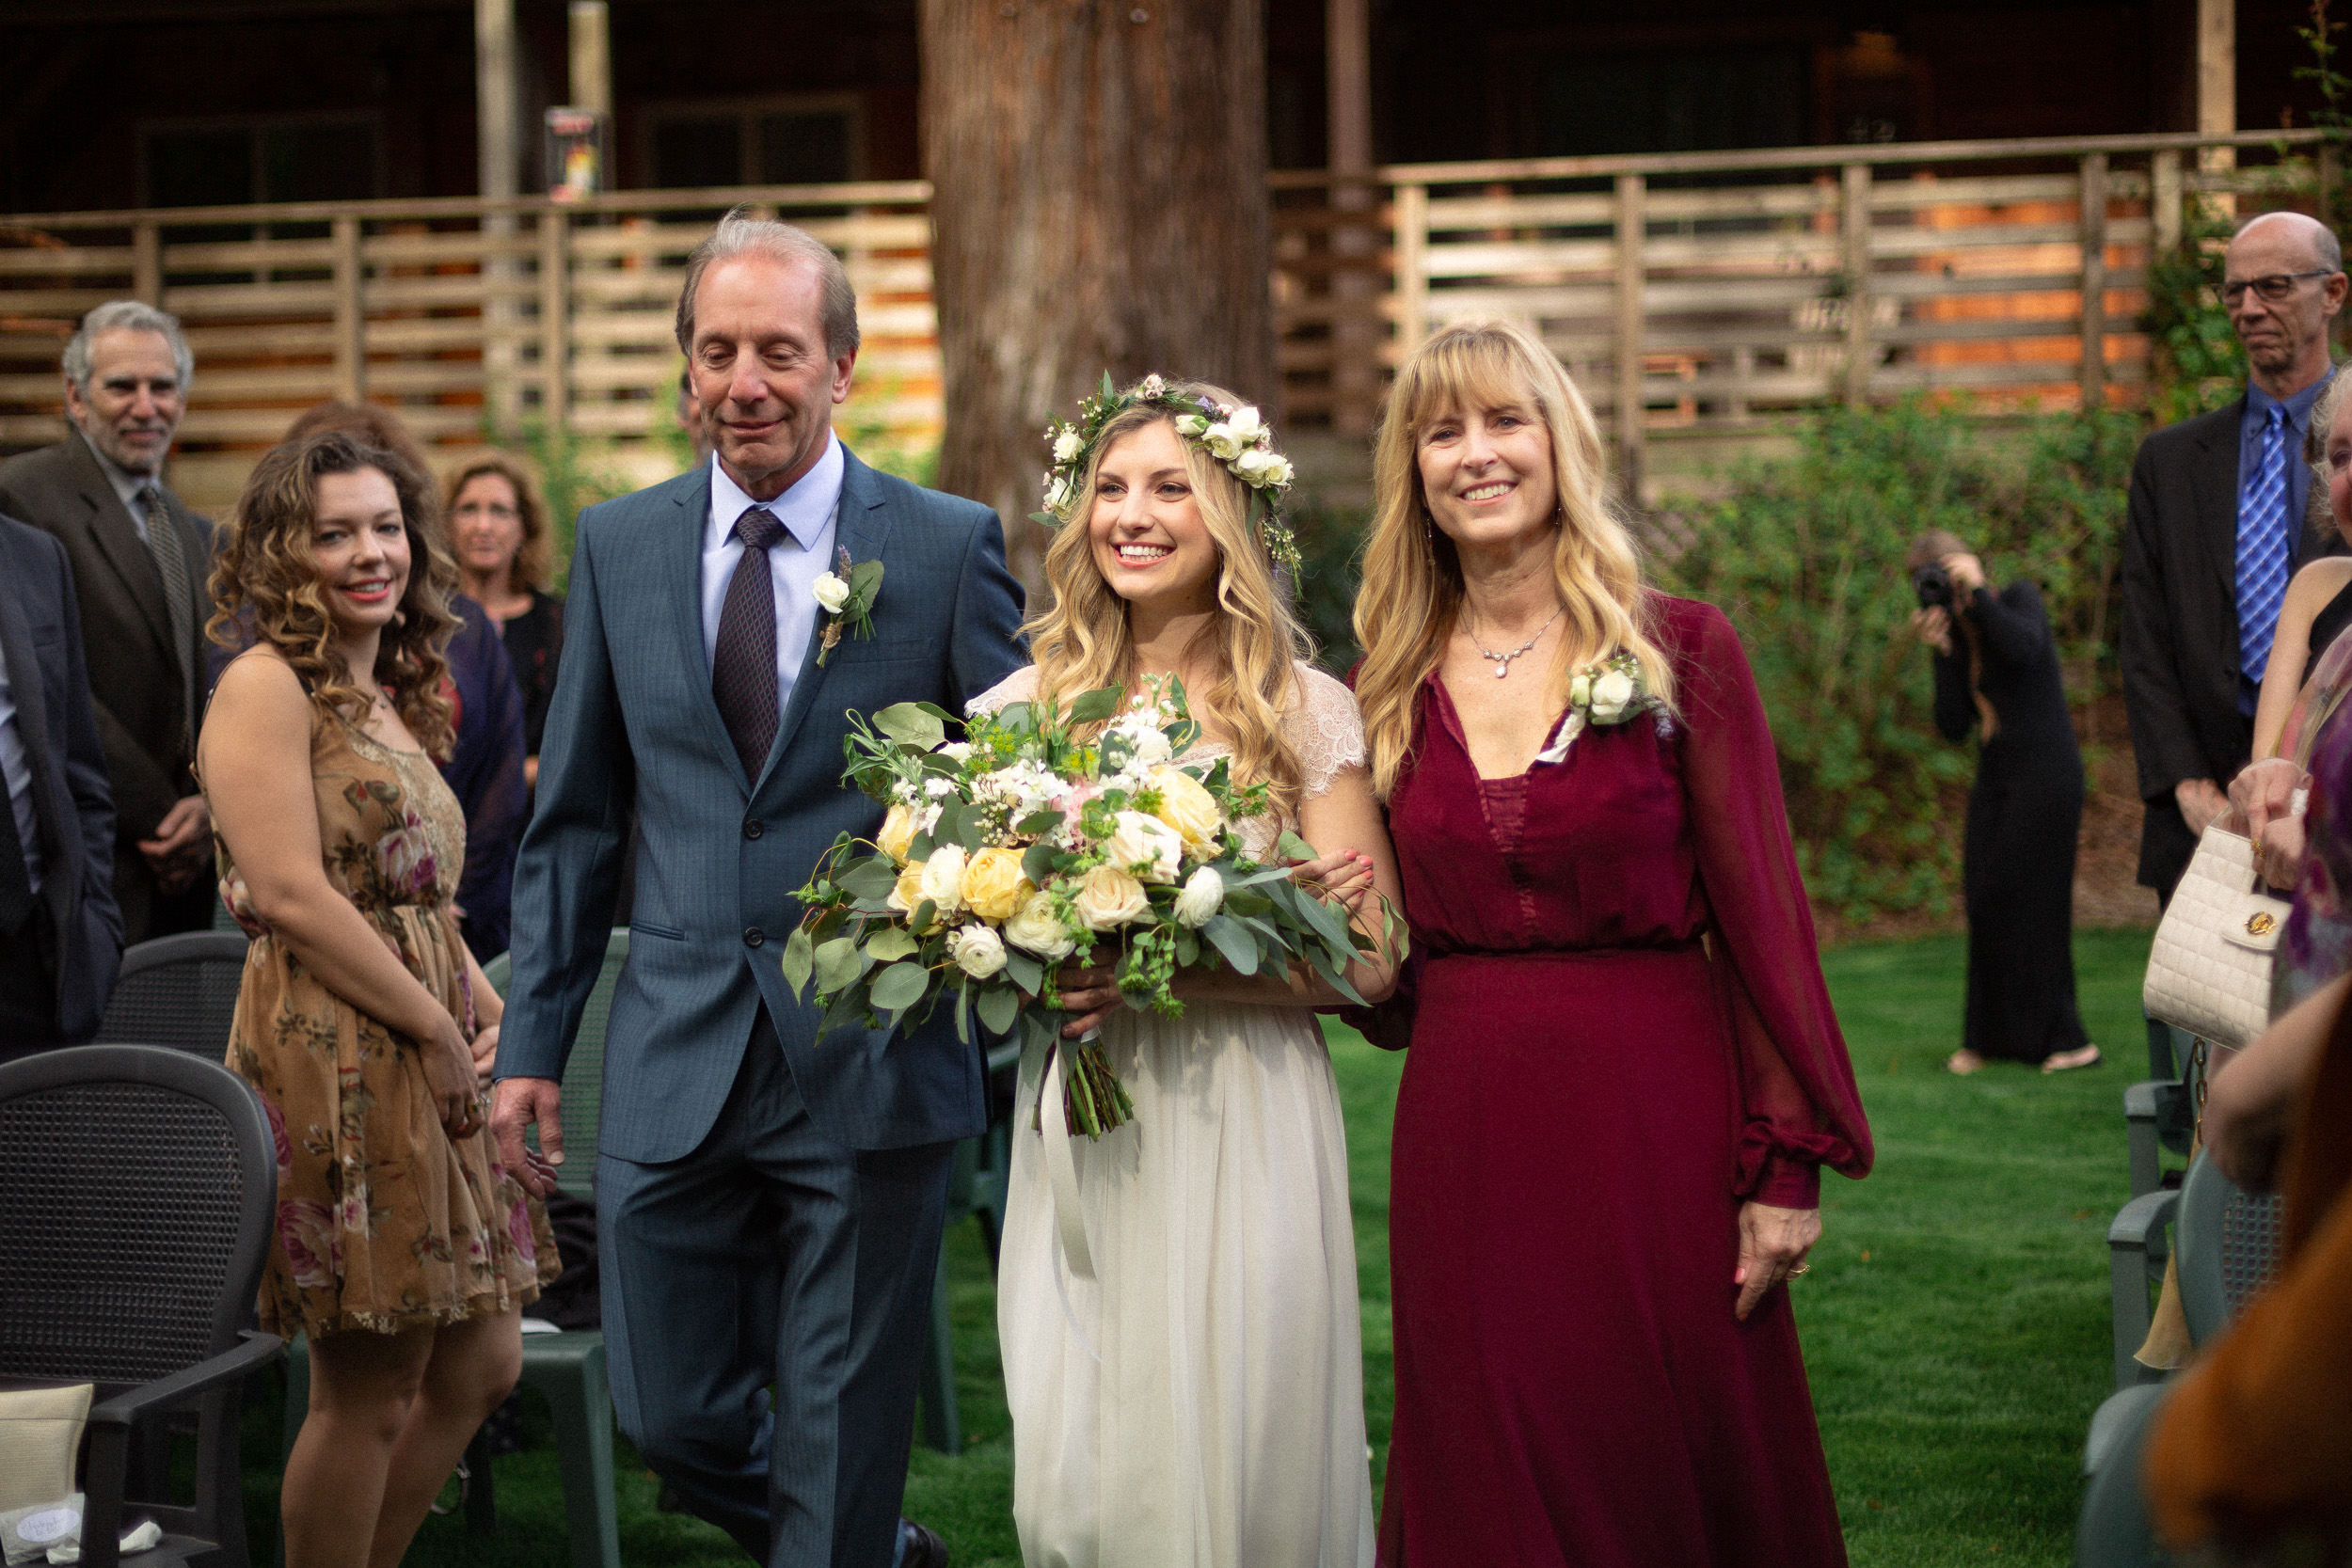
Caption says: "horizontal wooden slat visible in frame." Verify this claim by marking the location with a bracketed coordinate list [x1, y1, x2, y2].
[0, 246, 136, 277]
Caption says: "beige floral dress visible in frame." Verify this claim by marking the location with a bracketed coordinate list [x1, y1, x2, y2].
[206, 700, 557, 1338]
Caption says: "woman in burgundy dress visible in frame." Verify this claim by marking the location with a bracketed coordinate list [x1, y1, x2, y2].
[1349, 319, 1874, 1567]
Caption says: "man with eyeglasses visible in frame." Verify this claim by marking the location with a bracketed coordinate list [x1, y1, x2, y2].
[2123, 211, 2349, 923]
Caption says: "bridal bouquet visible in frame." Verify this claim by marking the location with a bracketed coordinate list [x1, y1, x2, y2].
[779, 679, 1383, 1137]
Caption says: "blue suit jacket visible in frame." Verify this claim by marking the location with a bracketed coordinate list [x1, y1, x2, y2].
[500, 449, 1026, 1158]
[0, 513, 123, 1041]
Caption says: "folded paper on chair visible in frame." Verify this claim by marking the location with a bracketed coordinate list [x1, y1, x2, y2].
[0, 1385, 90, 1515]
[2144, 825, 2291, 1051]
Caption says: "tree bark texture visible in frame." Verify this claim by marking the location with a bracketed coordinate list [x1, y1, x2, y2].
[921, 0, 1275, 587]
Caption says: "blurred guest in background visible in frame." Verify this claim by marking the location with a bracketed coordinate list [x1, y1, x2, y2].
[2248, 372, 2352, 769]
[281, 404, 527, 959]
[0, 512, 120, 1054]
[445, 454, 564, 793]
[1909, 531, 2098, 1075]
[676, 369, 712, 467]
[0, 301, 214, 943]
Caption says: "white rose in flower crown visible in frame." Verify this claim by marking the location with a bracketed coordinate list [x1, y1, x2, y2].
[919, 843, 968, 914]
[1149, 767, 1223, 851]
[947, 923, 1009, 979]
[1225, 405, 1266, 445]
[1105, 810, 1184, 884]
[1264, 454, 1295, 486]
[1172, 865, 1224, 927]
[812, 572, 850, 614]
[1044, 472, 1073, 512]
[1202, 421, 1245, 461]
[1052, 429, 1084, 463]
[1073, 863, 1152, 929]
[1004, 890, 1077, 961]
[1588, 668, 1638, 723]
[1233, 446, 1277, 484]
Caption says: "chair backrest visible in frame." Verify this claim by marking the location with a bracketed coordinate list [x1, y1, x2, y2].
[482, 930, 626, 1203]
[94, 932, 252, 1055]
[0, 1046, 275, 1396]
[2176, 1151, 2284, 1344]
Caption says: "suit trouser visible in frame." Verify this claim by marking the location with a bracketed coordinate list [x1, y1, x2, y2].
[598, 1007, 953, 1568]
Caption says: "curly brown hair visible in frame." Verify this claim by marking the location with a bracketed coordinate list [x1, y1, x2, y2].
[207, 430, 462, 760]
[441, 451, 555, 594]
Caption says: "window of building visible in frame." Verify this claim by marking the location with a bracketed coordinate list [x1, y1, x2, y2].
[141, 117, 383, 207]
[645, 97, 861, 188]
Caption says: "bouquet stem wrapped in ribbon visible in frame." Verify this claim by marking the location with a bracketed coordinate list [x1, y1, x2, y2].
[780, 678, 1396, 1147]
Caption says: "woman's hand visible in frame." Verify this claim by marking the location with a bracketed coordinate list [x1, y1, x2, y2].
[1292, 848, 1375, 914]
[1910, 606, 1952, 656]
[421, 1013, 485, 1140]
[2256, 813, 2309, 893]
[1733, 1201, 1821, 1321]
[1054, 957, 1127, 1038]
[1941, 551, 1986, 596]
[2230, 755, 2309, 838]
[469, 1022, 501, 1093]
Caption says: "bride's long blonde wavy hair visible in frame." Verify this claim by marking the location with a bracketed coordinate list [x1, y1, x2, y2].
[1023, 381, 1311, 816]
[1352, 319, 1676, 800]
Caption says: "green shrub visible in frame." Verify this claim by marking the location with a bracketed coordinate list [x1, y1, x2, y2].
[1658, 398, 2138, 924]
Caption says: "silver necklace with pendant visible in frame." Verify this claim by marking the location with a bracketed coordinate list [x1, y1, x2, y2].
[1468, 606, 1563, 679]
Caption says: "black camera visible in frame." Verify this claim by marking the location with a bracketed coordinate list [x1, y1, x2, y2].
[1913, 563, 1953, 610]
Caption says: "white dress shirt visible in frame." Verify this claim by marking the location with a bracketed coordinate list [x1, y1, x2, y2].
[701, 437, 845, 727]
[0, 649, 43, 894]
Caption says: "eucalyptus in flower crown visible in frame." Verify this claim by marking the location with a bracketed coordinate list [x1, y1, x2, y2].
[1029, 372, 1305, 583]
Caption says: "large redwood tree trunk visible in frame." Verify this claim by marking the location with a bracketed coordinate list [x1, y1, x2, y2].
[921, 0, 1275, 586]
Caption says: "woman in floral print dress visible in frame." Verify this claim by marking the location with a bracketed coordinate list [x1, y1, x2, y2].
[199, 429, 555, 1568]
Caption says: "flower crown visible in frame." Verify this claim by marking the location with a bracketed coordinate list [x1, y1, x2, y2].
[1029, 372, 1304, 584]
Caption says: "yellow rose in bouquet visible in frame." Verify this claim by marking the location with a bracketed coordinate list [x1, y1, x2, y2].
[876, 802, 918, 864]
[1151, 766, 1223, 851]
[960, 846, 1033, 922]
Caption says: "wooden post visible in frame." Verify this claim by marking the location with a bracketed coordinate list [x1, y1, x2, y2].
[2323, 140, 2341, 231]
[1842, 163, 1874, 409]
[1614, 172, 1645, 498]
[2153, 149, 2184, 253]
[539, 211, 570, 428]
[478, 0, 520, 434]
[1326, 0, 1376, 436]
[131, 224, 161, 307]
[568, 2, 612, 116]
[2080, 152, 2108, 411]
[331, 214, 367, 404]
[1392, 182, 1428, 355]
[2199, 0, 2236, 185]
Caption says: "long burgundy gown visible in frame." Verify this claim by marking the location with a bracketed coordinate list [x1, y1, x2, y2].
[1362, 594, 1874, 1568]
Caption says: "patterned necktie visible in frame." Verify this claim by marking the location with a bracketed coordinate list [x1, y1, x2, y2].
[2237, 405, 2293, 688]
[140, 484, 196, 761]
[712, 505, 786, 779]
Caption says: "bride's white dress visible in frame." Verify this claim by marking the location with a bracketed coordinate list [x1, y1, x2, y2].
[969, 662, 1376, 1568]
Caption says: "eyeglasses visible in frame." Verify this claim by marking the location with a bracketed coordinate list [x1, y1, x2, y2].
[2221, 270, 2335, 306]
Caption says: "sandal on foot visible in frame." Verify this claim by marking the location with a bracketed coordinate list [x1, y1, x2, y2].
[2042, 1044, 2103, 1074]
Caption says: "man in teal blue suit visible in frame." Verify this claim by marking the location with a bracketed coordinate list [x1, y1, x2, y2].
[493, 210, 1025, 1568]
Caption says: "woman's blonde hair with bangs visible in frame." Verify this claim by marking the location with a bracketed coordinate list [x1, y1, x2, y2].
[1023, 380, 1312, 815]
[1352, 319, 1676, 799]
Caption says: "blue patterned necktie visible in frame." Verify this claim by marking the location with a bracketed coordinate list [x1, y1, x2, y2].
[2237, 404, 2293, 687]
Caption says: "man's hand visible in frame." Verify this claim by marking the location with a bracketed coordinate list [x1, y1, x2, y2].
[139, 794, 212, 892]
[2176, 777, 2231, 839]
[1940, 551, 1987, 596]
[1910, 606, 1952, 655]
[491, 1076, 566, 1197]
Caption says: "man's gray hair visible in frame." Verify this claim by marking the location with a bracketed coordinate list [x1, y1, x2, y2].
[2234, 210, 2346, 274]
[673, 206, 861, 361]
[62, 300, 194, 392]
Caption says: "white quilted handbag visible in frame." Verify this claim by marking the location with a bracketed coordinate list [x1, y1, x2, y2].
[2143, 824, 2291, 1050]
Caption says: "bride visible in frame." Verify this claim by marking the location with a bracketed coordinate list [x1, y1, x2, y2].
[973, 377, 1401, 1567]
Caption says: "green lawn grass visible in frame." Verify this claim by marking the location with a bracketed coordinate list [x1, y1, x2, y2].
[246, 927, 2154, 1565]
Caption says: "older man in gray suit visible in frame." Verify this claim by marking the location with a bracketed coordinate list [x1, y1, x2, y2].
[493, 211, 1025, 1568]
[0, 302, 214, 944]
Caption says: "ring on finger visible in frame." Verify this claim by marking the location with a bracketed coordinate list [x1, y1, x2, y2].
[1789, 1263, 1811, 1276]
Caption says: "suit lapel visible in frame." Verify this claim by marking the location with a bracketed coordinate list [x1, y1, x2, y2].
[758, 449, 894, 792]
[63, 434, 176, 664]
[0, 567, 68, 912]
[2193, 398, 2247, 610]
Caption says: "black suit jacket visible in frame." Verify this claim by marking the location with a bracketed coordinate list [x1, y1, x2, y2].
[0, 433, 213, 942]
[0, 513, 124, 1042]
[2122, 396, 2343, 896]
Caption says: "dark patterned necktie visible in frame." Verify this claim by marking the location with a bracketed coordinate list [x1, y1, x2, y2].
[712, 505, 785, 778]
[140, 484, 195, 760]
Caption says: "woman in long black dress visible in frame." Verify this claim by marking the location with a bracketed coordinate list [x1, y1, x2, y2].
[1909, 531, 2099, 1074]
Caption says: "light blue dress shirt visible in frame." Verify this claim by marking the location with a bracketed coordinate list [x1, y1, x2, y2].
[700, 436, 845, 727]
[0, 650, 43, 894]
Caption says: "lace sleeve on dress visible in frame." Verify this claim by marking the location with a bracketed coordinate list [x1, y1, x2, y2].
[1287, 662, 1369, 803]
[965, 665, 1040, 720]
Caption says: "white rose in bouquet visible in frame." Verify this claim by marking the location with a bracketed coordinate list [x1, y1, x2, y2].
[919, 843, 968, 914]
[1120, 723, 1173, 767]
[948, 924, 1009, 979]
[1073, 863, 1152, 930]
[1105, 810, 1184, 884]
[1005, 890, 1077, 961]
[812, 571, 850, 614]
[936, 741, 975, 764]
[1172, 865, 1224, 927]
[1588, 668, 1637, 723]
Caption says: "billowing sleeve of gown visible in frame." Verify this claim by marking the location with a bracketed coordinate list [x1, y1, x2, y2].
[1677, 601, 1874, 1207]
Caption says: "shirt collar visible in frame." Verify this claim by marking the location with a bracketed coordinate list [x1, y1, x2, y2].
[2249, 366, 2335, 433]
[707, 433, 844, 554]
[77, 428, 157, 512]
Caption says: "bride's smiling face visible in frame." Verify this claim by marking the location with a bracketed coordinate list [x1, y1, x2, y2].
[1088, 420, 1220, 614]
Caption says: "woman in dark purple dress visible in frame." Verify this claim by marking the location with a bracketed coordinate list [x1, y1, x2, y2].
[1349, 320, 1874, 1567]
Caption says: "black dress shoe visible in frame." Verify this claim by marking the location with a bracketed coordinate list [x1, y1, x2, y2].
[898, 1518, 951, 1568]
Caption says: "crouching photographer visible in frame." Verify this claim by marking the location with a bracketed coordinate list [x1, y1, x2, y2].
[1908, 530, 2099, 1076]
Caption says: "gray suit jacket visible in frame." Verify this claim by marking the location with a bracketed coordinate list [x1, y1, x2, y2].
[500, 449, 1027, 1158]
[0, 434, 212, 938]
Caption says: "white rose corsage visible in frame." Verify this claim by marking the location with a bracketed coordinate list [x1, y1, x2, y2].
[1534, 651, 1668, 765]
[813, 546, 884, 667]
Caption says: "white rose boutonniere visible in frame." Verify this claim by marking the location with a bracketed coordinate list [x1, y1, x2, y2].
[815, 546, 884, 667]
[1534, 651, 1666, 767]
